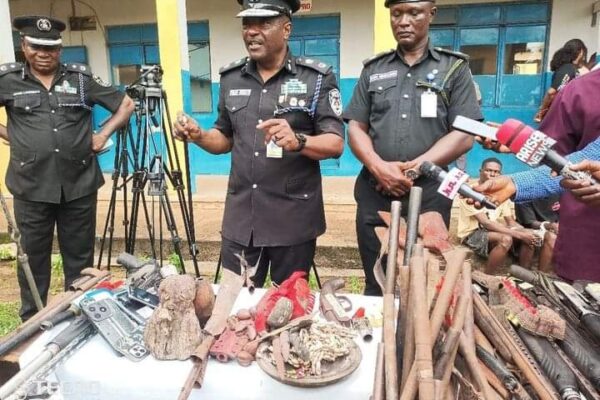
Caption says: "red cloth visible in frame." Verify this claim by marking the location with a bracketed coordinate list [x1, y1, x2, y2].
[254, 271, 314, 333]
[539, 69, 600, 282]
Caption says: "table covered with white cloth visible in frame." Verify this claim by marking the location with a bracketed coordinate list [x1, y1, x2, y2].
[20, 288, 383, 400]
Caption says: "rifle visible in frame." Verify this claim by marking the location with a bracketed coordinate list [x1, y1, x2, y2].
[319, 278, 352, 326]
[0, 268, 109, 358]
[554, 281, 600, 343]
[0, 185, 43, 311]
[0, 316, 94, 400]
[509, 266, 600, 395]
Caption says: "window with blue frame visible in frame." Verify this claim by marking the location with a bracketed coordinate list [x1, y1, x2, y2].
[430, 2, 549, 108]
[188, 23, 212, 113]
[106, 22, 212, 112]
[289, 15, 341, 170]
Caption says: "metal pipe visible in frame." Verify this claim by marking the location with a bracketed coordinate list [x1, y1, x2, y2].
[402, 187, 422, 266]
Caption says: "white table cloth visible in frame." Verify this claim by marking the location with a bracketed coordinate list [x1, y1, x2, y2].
[21, 288, 383, 400]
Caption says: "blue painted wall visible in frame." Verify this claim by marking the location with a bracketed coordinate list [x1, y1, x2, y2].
[98, 2, 554, 187]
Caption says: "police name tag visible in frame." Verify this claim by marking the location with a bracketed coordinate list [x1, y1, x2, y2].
[266, 139, 283, 158]
[421, 91, 437, 118]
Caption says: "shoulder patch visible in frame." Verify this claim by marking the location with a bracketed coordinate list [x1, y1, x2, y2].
[93, 74, 111, 87]
[434, 47, 470, 61]
[65, 63, 92, 76]
[0, 62, 23, 77]
[219, 57, 248, 75]
[296, 57, 332, 74]
[363, 49, 395, 66]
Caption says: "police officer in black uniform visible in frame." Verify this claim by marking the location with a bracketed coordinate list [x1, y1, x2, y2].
[0, 16, 134, 320]
[343, 0, 483, 295]
[173, 0, 344, 286]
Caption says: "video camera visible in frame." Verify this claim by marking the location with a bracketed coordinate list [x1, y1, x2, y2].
[125, 65, 163, 110]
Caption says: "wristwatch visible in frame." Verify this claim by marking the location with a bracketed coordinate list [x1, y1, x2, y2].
[294, 133, 307, 152]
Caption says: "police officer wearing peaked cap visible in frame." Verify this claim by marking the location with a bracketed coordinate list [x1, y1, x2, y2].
[343, 0, 483, 295]
[12, 15, 66, 46]
[173, 0, 344, 287]
[0, 16, 135, 320]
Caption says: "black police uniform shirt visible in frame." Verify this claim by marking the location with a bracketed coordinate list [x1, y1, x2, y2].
[214, 54, 344, 248]
[0, 62, 125, 203]
[343, 42, 483, 163]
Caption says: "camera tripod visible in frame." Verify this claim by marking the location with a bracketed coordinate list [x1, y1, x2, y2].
[96, 65, 200, 276]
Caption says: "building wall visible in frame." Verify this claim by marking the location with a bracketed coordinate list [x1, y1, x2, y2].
[4, 0, 600, 183]
[8, 0, 372, 80]
[548, 0, 598, 67]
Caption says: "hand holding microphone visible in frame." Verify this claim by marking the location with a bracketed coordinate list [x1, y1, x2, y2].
[419, 161, 497, 209]
[452, 116, 597, 184]
[561, 160, 600, 208]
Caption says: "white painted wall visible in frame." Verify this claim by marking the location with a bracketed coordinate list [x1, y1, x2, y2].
[8, 0, 371, 81]
[8, 0, 157, 80]
[547, 0, 598, 69]
[6, 0, 598, 80]
[188, 0, 372, 80]
[0, 0, 15, 63]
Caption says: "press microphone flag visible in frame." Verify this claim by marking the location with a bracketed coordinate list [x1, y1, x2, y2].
[452, 116, 596, 183]
[419, 161, 497, 209]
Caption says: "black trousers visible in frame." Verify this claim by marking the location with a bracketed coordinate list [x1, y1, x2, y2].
[13, 192, 97, 321]
[220, 235, 316, 287]
[355, 168, 452, 296]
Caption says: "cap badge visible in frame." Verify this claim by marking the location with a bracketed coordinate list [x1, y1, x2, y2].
[37, 18, 52, 32]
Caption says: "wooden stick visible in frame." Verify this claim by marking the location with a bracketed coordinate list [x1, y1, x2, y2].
[434, 267, 470, 397]
[399, 249, 466, 400]
[426, 257, 441, 313]
[480, 361, 510, 399]
[383, 201, 402, 400]
[473, 325, 495, 355]
[372, 343, 386, 400]
[397, 264, 410, 384]
[409, 244, 434, 400]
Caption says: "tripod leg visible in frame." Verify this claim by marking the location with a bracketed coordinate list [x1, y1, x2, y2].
[312, 260, 322, 289]
[161, 95, 200, 277]
[214, 254, 222, 284]
[164, 162, 200, 277]
[159, 192, 186, 274]
[97, 129, 127, 270]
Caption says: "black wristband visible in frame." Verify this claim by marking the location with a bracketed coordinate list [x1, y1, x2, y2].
[294, 133, 307, 152]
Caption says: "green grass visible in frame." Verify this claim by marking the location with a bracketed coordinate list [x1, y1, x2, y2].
[346, 276, 364, 294]
[167, 252, 184, 274]
[0, 301, 20, 337]
[51, 254, 63, 275]
[0, 246, 15, 261]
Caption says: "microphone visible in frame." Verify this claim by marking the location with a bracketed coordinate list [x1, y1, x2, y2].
[419, 161, 497, 209]
[452, 116, 596, 183]
[495, 119, 596, 182]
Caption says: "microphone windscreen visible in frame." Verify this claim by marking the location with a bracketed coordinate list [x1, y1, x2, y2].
[496, 119, 536, 154]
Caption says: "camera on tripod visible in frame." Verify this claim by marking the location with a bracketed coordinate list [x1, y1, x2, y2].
[98, 63, 200, 277]
[126, 65, 163, 114]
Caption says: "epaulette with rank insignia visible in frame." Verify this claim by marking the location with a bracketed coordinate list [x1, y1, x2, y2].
[0, 62, 23, 77]
[65, 63, 92, 76]
[434, 47, 470, 61]
[219, 57, 248, 75]
[296, 57, 332, 74]
[363, 49, 395, 66]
